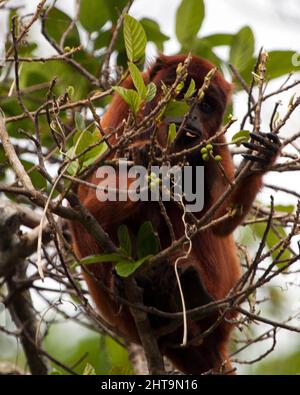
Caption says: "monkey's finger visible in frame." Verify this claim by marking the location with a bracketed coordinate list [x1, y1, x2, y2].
[249, 132, 278, 152]
[242, 154, 269, 165]
[266, 132, 280, 145]
[242, 142, 274, 156]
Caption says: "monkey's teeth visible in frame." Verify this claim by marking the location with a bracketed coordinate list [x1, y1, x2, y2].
[186, 131, 197, 138]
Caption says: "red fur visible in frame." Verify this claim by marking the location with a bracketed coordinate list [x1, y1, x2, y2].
[69, 54, 271, 374]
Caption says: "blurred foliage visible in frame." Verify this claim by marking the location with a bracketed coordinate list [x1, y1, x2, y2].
[0, 319, 132, 375]
[250, 222, 291, 267]
[238, 201, 295, 268]
[44, 322, 132, 375]
[253, 350, 300, 375]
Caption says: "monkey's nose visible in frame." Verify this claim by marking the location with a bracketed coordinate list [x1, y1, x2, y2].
[185, 107, 202, 135]
[164, 105, 203, 138]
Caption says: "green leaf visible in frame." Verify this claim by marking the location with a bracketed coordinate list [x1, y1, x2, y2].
[82, 144, 107, 168]
[128, 62, 146, 99]
[251, 223, 291, 267]
[82, 148, 106, 169]
[45, 8, 80, 47]
[239, 51, 300, 86]
[94, 29, 112, 50]
[231, 130, 250, 146]
[72, 130, 88, 156]
[176, 0, 205, 45]
[72, 253, 125, 269]
[175, 81, 185, 94]
[266, 50, 300, 80]
[164, 100, 189, 118]
[21, 160, 47, 190]
[65, 146, 79, 176]
[188, 38, 222, 69]
[67, 86, 75, 98]
[140, 18, 169, 51]
[137, 221, 159, 259]
[184, 78, 196, 99]
[105, 0, 128, 22]
[81, 253, 124, 264]
[123, 14, 147, 63]
[201, 33, 234, 47]
[113, 86, 141, 114]
[117, 50, 129, 68]
[73, 129, 84, 147]
[117, 225, 132, 256]
[18, 43, 38, 57]
[115, 256, 151, 278]
[75, 112, 86, 131]
[71, 128, 107, 170]
[83, 363, 96, 375]
[50, 370, 63, 375]
[79, 0, 109, 33]
[274, 205, 295, 214]
[19, 52, 94, 101]
[230, 26, 255, 72]
[145, 82, 157, 103]
[168, 123, 177, 145]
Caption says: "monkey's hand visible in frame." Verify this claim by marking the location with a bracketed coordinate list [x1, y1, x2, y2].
[242, 132, 281, 172]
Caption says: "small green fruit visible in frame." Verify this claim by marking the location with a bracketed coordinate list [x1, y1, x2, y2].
[214, 155, 222, 162]
[202, 153, 210, 162]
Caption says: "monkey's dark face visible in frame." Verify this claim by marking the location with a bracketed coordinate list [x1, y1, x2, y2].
[148, 54, 232, 158]
[164, 101, 207, 144]
[164, 92, 223, 151]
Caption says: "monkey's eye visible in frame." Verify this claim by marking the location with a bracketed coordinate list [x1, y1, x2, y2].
[199, 101, 213, 114]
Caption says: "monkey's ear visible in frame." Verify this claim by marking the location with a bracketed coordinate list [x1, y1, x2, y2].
[148, 53, 168, 80]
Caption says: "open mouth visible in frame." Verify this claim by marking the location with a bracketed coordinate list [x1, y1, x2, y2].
[173, 122, 202, 139]
[185, 129, 200, 138]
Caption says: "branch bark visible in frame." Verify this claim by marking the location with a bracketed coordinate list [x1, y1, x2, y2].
[6, 260, 49, 375]
[124, 278, 165, 374]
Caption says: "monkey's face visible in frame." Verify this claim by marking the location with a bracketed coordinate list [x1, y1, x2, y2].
[162, 93, 222, 152]
[156, 82, 230, 165]
[148, 55, 232, 161]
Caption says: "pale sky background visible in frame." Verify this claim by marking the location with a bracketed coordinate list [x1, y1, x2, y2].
[1, 0, 300, 372]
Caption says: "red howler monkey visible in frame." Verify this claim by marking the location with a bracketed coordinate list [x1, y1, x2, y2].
[69, 54, 280, 374]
